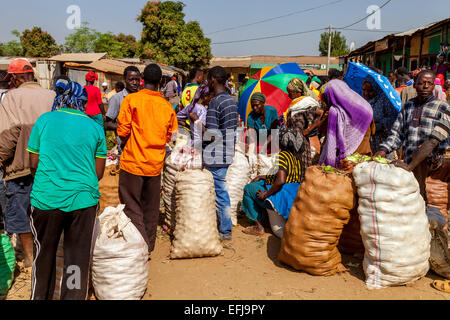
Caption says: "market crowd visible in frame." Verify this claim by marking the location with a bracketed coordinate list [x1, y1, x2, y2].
[0, 52, 448, 299]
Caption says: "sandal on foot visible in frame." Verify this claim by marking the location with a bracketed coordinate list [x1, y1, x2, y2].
[242, 226, 264, 236]
[432, 280, 450, 293]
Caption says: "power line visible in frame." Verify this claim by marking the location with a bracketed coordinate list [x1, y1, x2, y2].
[339, 0, 393, 29]
[211, 28, 327, 45]
[211, 0, 394, 45]
[206, 0, 346, 35]
[335, 28, 400, 33]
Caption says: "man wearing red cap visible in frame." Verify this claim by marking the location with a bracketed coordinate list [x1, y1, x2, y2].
[84, 71, 105, 127]
[0, 58, 56, 269]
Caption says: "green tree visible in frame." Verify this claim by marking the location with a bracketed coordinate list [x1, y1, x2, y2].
[319, 31, 350, 57]
[93, 32, 124, 57]
[94, 33, 137, 58]
[1, 30, 23, 56]
[20, 27, 59, 57]
[114, 34, 137, 58]
[137, 1, 211, 70]
[64, 22, 98, 53]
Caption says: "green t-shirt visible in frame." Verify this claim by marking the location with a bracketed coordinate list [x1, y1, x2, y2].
[27, 108, 107, 212]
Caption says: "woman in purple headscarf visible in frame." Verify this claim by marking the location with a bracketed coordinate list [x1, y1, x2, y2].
[318, 79, 375, 168]
[177, 83, 212, 145]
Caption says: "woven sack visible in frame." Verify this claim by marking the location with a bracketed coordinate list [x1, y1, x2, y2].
[278, 166, 355, 276]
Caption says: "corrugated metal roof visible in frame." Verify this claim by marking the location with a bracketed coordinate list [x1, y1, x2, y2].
[210, 56, 342, 68]
[49, 53, 107, 62]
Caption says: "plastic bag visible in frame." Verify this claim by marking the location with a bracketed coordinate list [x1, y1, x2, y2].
[226, 151, 251, 225]
[353, 162, 431, 289]
[278, 166, 355, 276]
[92, 205, 148, 300]
[171, 169, 222, 259]
[0, 234, 15, 296]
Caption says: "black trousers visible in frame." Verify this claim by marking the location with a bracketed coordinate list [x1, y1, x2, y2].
[29, 205, 97, 300]
[118, 169, 161, 252]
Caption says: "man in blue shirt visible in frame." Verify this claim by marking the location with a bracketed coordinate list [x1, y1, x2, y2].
[197, 66, 238, 241]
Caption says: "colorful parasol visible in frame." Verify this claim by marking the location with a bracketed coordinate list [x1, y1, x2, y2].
[238, 63, 308, 124]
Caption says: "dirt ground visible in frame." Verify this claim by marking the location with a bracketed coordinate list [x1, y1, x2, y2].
[5, 215, 449, 301]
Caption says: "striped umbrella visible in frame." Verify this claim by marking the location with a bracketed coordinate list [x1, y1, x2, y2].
[238, 63, 308, 124]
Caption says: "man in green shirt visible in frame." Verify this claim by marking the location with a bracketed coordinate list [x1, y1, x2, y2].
[27, 78, 107, 300]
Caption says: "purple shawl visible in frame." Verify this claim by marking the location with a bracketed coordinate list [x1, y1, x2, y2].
[319, 80, 373, 168]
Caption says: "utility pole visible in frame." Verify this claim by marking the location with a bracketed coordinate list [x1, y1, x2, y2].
[327, 25, 332, 74]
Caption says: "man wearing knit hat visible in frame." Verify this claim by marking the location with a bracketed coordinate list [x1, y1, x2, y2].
[0, 58, 55, 269]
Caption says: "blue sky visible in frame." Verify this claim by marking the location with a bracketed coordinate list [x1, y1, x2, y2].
[1, 0, 449, 57]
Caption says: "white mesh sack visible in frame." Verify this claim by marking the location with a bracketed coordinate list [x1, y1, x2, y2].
[353, 162, 431, 289]
[92, 205, 148, 300]
[170, 169, 223, 259]
[226, 151, 251, 225]
[162, 158, 178, 231]
[162, 147, 202, 232]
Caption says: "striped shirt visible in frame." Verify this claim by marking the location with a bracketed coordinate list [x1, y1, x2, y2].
[204, 92, 238, 168]
[431, 105, 450, 142]
[265, 151, 302, 185]
[380, 95, 449, 164]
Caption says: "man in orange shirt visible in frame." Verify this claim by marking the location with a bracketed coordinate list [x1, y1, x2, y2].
[117, 64, 178, 254]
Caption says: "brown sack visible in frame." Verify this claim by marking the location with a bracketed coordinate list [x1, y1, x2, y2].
[278, 166, 356, 276]
[338, 204, 364, 255]
[426, 177, 448, 230]
[98, 165, 120, 213]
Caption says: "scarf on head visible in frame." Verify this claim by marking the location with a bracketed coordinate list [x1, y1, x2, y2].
[52, 78, 88, 112]
[319, 79, 373, 168]
[287, 78, 319, 101]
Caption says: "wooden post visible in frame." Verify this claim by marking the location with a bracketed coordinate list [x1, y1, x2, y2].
[418, 31, 424, 68]
[402, 36, 406, 68]
[327, 25, 332, 74]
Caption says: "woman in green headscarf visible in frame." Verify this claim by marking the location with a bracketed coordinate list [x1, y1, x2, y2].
[246, 92, 279, 152]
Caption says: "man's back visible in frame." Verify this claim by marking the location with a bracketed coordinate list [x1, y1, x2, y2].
[0, 82, 55, 180]
[117, 89, 178, 176]
[205, 91, 238, 167]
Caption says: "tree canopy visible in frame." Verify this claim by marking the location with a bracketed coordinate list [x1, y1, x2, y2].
[21, 27, 59, 57]
[64, 22, 98, 53]
[0, 30, 23, 56]
[318, 31, 350, 57]
[137, 1, 211, 70]
[64, 22, 137, 58]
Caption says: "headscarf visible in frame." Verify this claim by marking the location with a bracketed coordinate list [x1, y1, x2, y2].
[319, 79, 373, 168]
[250, 92, 266, 104]
[191, 83, 209, 109]
[433, 83, 447, 101]
[52, 78, 88, 112]
[363, 75, 398, 136]
[287, 78, 319, 101]
[85, 71, 98, 82]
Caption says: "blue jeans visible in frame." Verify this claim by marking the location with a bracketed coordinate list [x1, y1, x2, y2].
[206, 167, 232, 238]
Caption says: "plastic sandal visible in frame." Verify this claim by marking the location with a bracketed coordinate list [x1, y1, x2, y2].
[432, 280, 450, 293]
